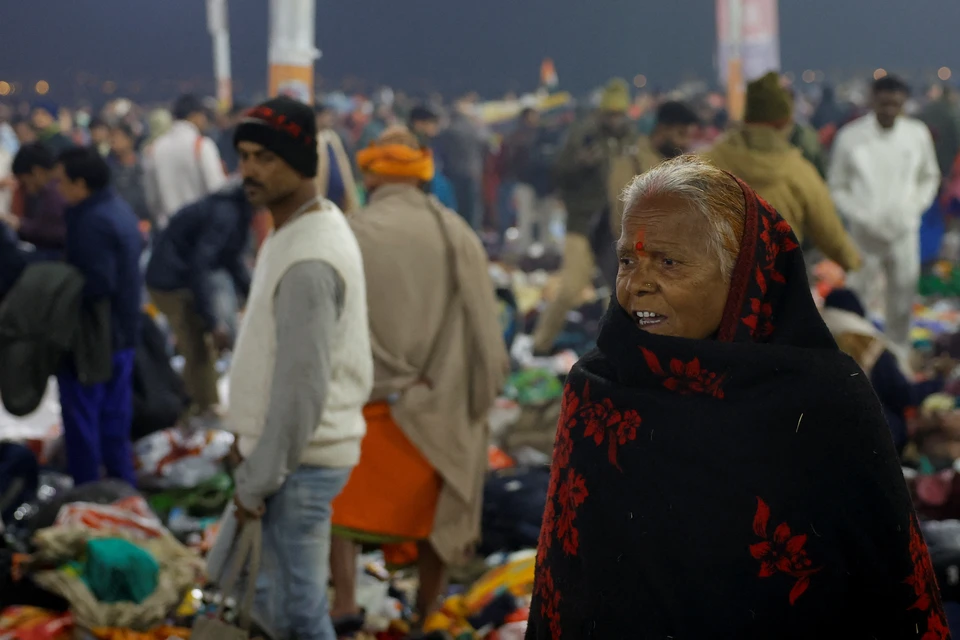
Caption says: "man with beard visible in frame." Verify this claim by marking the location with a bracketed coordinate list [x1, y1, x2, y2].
[705, 72, 860, 273]
[212, 96, 372, 640]
[531, 79, 642, 355]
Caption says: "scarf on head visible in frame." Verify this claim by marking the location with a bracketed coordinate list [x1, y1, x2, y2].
[528, 179, 947, 638]
[356, 143, 435, 182]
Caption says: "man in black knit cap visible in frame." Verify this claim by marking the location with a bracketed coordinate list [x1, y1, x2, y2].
[213, 96, 372, 640]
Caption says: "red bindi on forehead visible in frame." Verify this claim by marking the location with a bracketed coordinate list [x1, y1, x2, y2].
[634, 228, 646, 255]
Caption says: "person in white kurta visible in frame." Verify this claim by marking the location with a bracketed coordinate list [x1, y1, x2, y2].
[828, 75, 940, 348]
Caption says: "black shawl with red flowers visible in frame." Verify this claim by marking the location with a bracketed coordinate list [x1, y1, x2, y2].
[527, 179, 950, 639]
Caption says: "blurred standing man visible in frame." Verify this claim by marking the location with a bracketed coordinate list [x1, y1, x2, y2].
[146, 183, 253, 422]
[109, 123, 151, 226]
[89, 118, 112, 158]
[409, 105, 458, 211]
[502, 107, 557, 253]
[12, 117, 37, 146]
[54, 147, 143, 485]
[829, 75, 941, 348]
[31, 103, 74, 155]
[531, 79, 641, 355]
[144, 94, 227, 228]
[436, 96, 488, 230]
[223, 97, 372, 640]
[330, 127, 506, 628]
[6, 143, 67, 259]
[919, 85, 960, 182]
[315, 104, 359, 213]
[704, 73, 860, 272]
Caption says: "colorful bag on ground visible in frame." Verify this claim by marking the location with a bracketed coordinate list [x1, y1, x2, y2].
[54, 497, 164, 541]
[29, 526, 204, 631]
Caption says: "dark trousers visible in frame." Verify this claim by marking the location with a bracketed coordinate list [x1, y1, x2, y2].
[448, 173, 483, 231]
[57, 349, 137, 486]
[0, 442, 38, 522]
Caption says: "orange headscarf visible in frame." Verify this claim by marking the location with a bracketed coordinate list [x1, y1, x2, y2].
[356, 125, 435, 182]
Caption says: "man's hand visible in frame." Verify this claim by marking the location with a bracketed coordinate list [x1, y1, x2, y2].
[227, 439, 244, 468]
[0, 212, 20, 232]
[233, 494, 264, 526]
[210, 323, 233, 352]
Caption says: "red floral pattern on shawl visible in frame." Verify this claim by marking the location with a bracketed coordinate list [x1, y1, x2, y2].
[749, 498, 822, 605]
[904, 515, 949, 638]
[529, 174, 944, 638]
[639, 348, 727, 398]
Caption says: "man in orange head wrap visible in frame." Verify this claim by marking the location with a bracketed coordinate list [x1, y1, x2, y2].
[328, 126, 508, 630]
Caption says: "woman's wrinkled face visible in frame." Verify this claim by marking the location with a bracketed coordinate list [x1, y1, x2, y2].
[616, 193, 731, 340]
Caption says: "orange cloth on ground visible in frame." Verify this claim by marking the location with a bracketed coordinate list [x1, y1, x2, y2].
[332, 402, 442, 540]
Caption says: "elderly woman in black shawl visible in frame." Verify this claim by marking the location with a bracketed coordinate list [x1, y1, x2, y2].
[528, 156, 948, 639]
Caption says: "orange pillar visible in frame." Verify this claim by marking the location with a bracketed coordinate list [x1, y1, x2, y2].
[268, 0, 318, 104]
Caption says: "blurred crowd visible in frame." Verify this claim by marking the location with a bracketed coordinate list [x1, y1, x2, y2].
[3, 69, 960, 637]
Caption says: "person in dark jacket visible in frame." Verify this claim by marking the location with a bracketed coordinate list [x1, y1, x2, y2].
[531, 78, 639, 354]
[108, 123, 151, 226]
[31, 102, 74, 156]
[822, 288, 914, 453]
[435, 97, 488, 230]
[0, 223, 25, 300]
[501, 107, 566, 254]
[145, 182, 253, 418]
[5, 143, 67, 259]
[409, 105, 458, 211]
[54, 146, 143, 486]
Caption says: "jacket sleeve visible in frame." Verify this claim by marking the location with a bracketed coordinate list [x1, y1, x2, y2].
[827, 127, 866, 227]
[18, 189, 66, 248]
[799, 162, 861, 271]
[227, 242, 252, 302]
[73, 216, 117, 301]
[233, 261, 343, 511]
[189, 201, 238, 330]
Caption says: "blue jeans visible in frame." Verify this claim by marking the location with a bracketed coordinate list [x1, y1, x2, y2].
[255, 466, 351, 640]
[57, 349, 137, 486]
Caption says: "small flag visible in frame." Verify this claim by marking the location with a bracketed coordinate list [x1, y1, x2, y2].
[541, 58, 558, 89]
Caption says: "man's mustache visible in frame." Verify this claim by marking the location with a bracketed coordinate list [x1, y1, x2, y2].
[243, 179, 264, 189]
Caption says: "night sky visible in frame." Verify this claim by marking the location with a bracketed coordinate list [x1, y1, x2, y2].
[1, 0, 958, 100]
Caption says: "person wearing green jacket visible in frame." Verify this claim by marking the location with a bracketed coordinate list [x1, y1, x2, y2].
[532, 78, 639, 354]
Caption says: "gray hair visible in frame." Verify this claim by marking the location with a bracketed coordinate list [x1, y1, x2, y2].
[620, 155, 745, 280]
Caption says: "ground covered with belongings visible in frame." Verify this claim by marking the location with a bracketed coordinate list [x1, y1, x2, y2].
[11, 252, 960, 638]
[0, 259, 586, 640]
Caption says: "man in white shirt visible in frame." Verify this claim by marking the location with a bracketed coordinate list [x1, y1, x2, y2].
[829, 75, 941, 348]
[144, 95, 227, 229]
